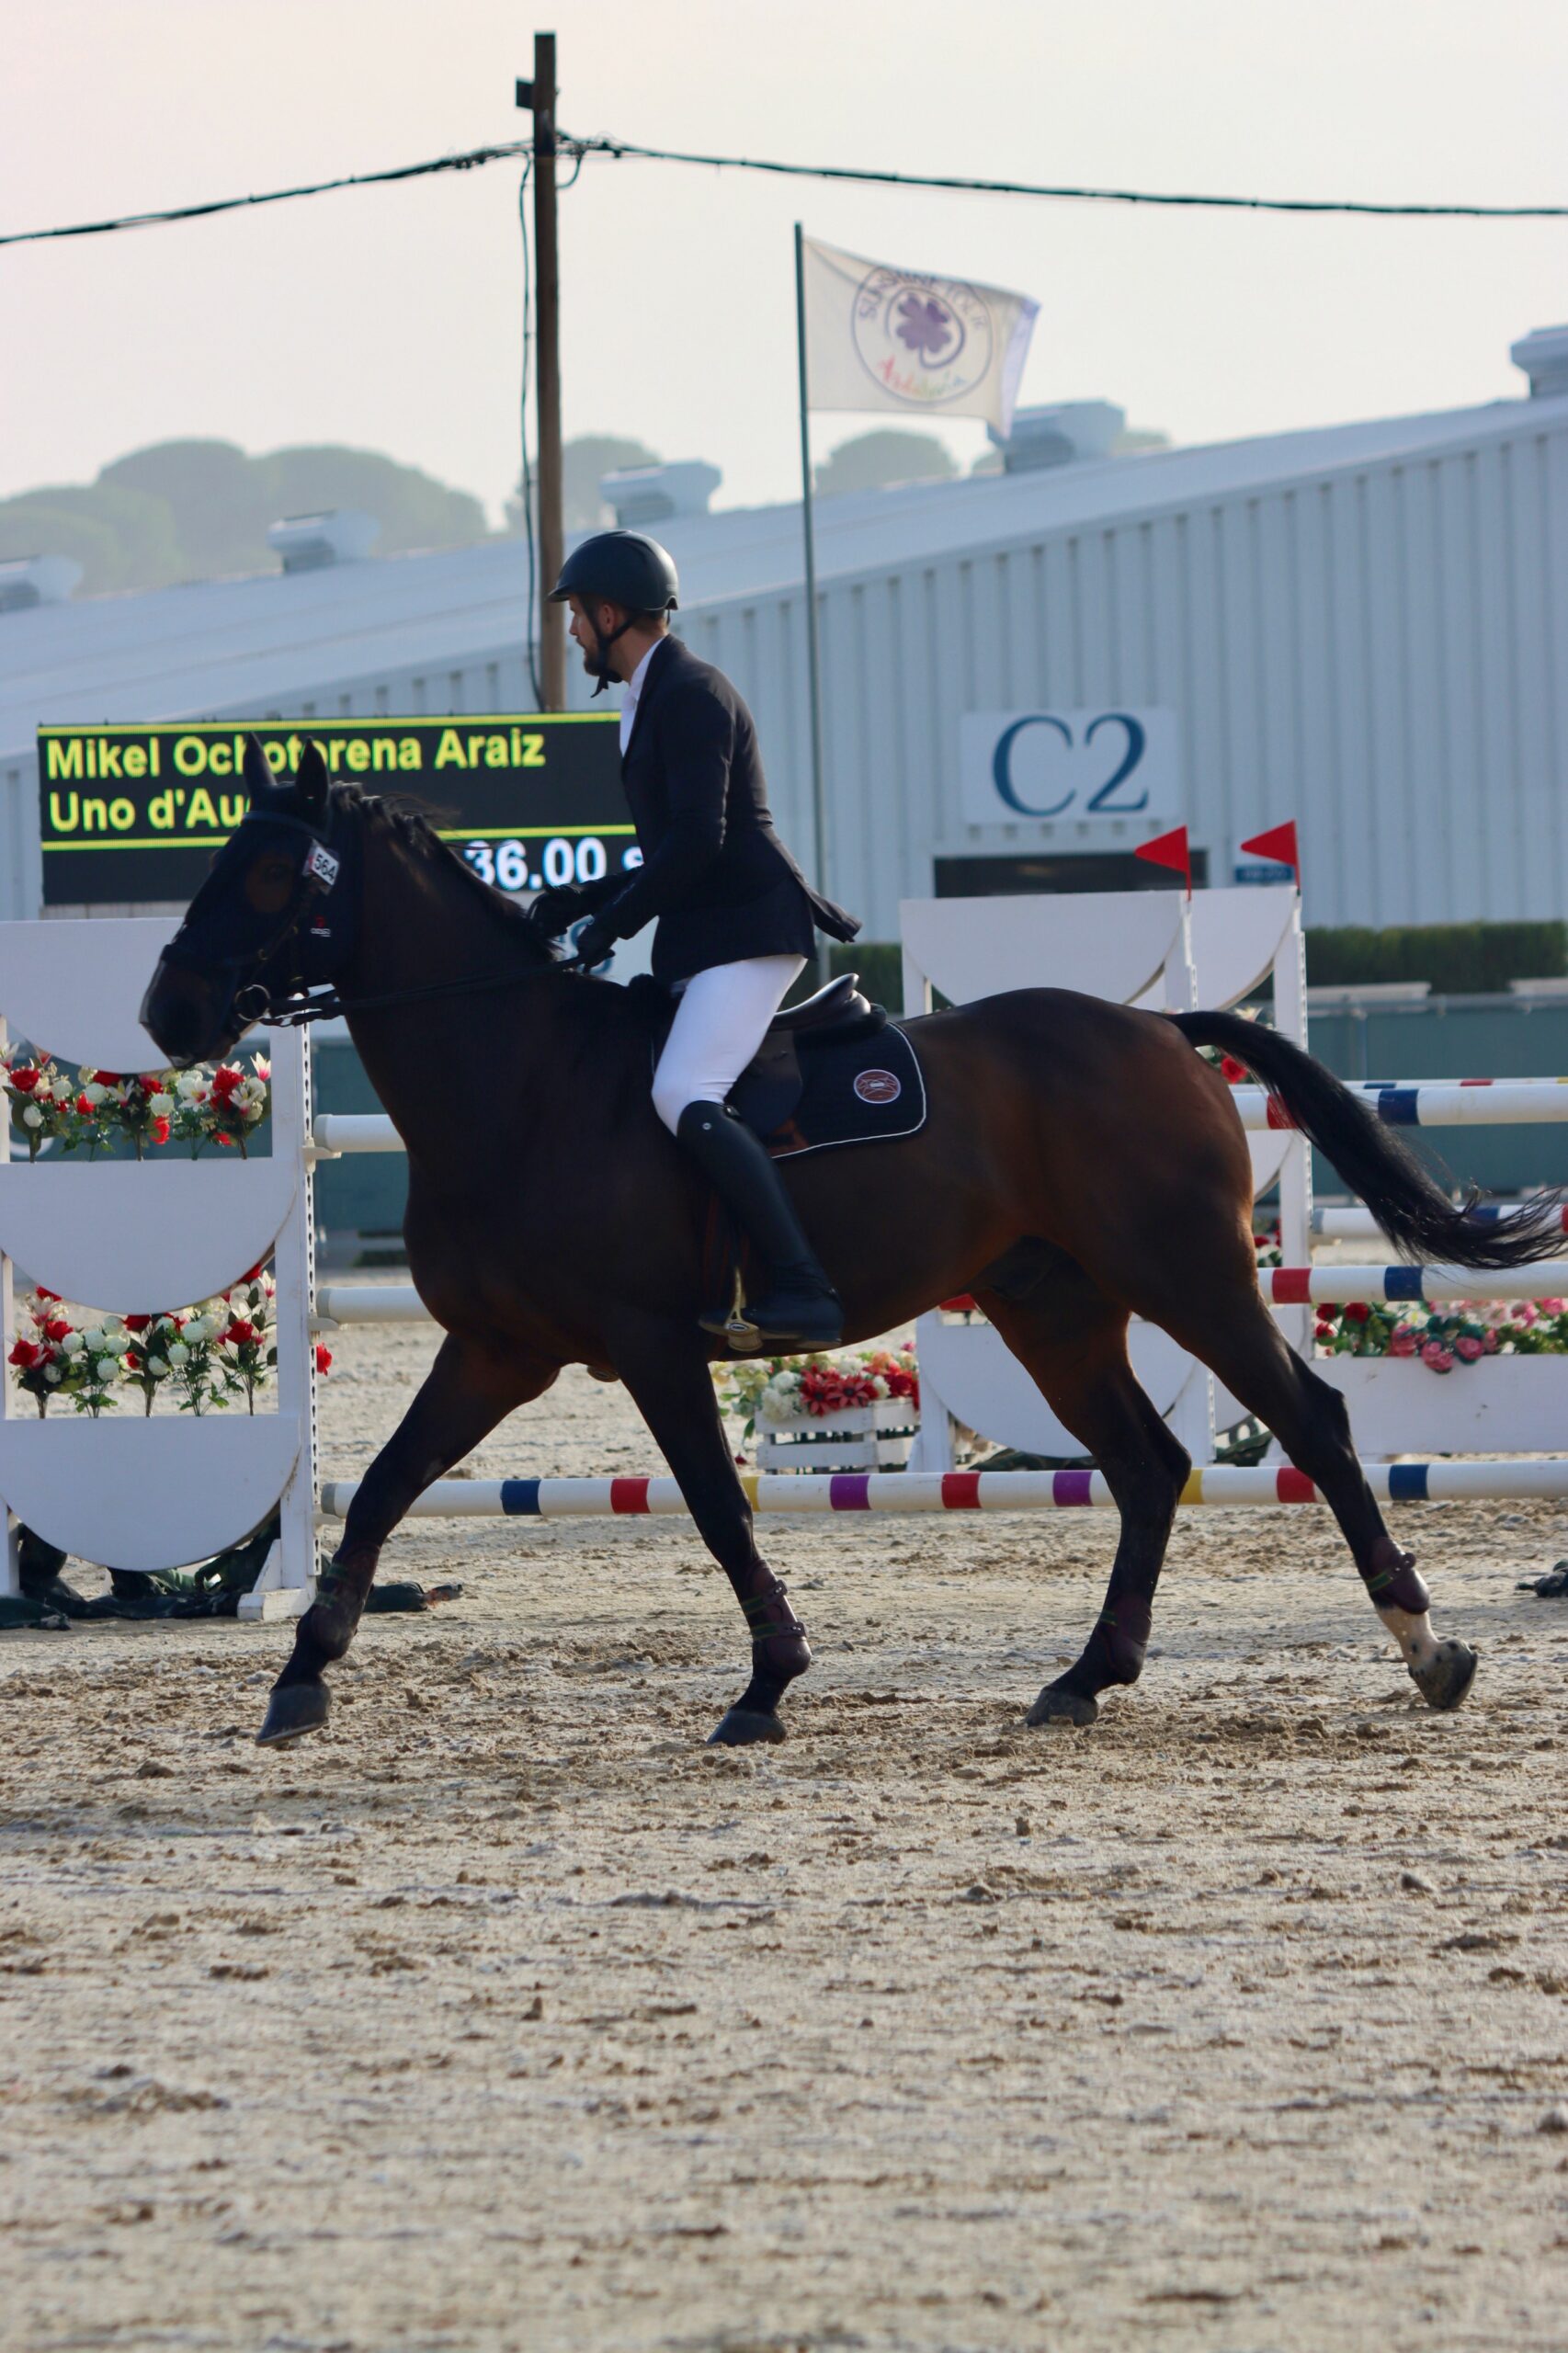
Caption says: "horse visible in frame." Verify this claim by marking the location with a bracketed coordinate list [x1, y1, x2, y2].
[141, 738, 1565, 1750]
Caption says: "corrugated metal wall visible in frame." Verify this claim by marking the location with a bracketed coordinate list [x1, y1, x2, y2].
[682, 412, 1568, 942]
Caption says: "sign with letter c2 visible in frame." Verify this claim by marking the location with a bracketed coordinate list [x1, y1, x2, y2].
[958, 707, 1180, 832]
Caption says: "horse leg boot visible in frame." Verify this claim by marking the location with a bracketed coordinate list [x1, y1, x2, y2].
[676, 1104, 843, 1349]
[614, 1323, 812, 1745]
[257, 1336, 559, 1745]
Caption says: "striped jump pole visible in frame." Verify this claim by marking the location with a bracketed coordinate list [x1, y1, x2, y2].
[1312, 1202, 1568, 1245]
[317, 1458, 1568, 1522]
[326, 1257, 1568, 1332]
[1233, 1078, 1568, 1131]
[312, 1082, 1568, 1162]
[1264, 1259, 1568, 1306]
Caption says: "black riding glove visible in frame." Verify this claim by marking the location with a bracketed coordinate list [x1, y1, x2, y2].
[528, 884, 588, 938]
[569, 913, 619, 972]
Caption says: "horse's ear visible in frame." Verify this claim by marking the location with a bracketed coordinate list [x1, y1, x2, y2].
[296, 738, 331, 823]
[243, 733, 278, 803]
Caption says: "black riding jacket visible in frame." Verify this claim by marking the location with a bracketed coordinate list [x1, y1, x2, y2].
[590, 636, 859, 984]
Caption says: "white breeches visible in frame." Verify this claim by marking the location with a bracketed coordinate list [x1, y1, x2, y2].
[651, 954, 807, 1134]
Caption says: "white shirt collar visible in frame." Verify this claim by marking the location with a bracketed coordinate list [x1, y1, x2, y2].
[619, 632, 669, 750]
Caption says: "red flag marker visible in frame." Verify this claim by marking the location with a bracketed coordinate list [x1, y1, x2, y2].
[1134, 824, 1191, 894]
[1239, 820, 1300, 886]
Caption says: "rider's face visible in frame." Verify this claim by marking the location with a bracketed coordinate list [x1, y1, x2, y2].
[565, 595, 628, 672]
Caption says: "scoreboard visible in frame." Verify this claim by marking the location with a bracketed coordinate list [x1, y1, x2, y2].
[36, 714, 632, 906]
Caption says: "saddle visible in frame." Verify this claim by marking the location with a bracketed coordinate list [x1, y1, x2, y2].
[647, 970, 927, 1157]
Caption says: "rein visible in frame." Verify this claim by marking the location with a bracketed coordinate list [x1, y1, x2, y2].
[254, 966, 561, 1029]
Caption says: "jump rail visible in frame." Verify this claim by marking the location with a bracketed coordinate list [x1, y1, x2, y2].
[310, 1079, 1568, 1162]
[319, 1255, 1568, 1334]
[318, 1458, 1568, 1520]
[1311, 1202, 1568, 1245]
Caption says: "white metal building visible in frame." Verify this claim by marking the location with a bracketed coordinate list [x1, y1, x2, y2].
[6, 324, 1568, 938]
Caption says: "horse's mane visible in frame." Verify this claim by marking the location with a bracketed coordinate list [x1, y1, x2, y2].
[342, 783, 560, 971]
[340, 782, 662, 1029]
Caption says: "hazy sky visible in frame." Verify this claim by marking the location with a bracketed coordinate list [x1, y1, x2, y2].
[5, 0, 1566, 520]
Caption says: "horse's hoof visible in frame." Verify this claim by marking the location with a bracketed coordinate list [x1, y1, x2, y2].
[256, 1681, 330, 1746]
[1410, 1639, 1478, 1713]
[1026, 1681, 1098, 1729]
[707, 1707, 786, 1747]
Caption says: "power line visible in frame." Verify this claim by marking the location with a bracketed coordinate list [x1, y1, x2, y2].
[0, 141, 532, 247]
[569, 133, 1568, 222]
[4, 128, 1568, 249]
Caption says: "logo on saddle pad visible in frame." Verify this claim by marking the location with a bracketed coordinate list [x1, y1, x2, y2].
[853, 1068, 903, 1106]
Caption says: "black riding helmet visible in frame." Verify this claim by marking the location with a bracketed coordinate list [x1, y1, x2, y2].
[551, 531, 679, 696]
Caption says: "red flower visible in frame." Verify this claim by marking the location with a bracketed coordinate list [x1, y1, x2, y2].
[125, 1350, 142, 1370]
[43, 1319, 71, 1342]
[1220, 1054, 1249, 1083]
[123, 1313, 153, 1332]
[314, 1345, 334, 1375]
[239, 1262, 266, 1284]
[7, 1338, 40, 1368]
[1344, 1302, 1371, 1324]
[95, 1071, 123, 1085]
[223, 1319, 256, 1347]
[137, 1074, 161, 1091]
[213, 1132, 235, 1147]
[34, 1287, 61, 1302]
[212, 1065, 244, 1100]
[7, 1066, 40, 1093]
[75, 1094, 95, 1117]
[152, 1117, 170, 1144]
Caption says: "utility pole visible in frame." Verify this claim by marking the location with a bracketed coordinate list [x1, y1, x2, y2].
[517, 32, 564, 709]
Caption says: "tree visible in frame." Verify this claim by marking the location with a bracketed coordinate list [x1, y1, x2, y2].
[0, 440, 491, 595]
[813, 430, 958, 498]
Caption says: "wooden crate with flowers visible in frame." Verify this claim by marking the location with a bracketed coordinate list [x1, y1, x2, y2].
[717, 1346, 920, 1472]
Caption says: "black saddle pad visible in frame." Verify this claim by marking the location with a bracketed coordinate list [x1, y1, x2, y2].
[732, 1017, 927, 1158]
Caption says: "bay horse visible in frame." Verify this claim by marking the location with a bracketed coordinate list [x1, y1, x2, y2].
[142, 740, 1563, 1750]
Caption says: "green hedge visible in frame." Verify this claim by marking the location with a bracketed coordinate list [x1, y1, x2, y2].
[1305, 921, 1568, 995]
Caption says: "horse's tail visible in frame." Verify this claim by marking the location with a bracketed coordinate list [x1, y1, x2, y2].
[1171, 1008, 1566, 1270]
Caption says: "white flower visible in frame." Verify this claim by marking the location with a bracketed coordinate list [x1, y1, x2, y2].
[22, 1105, 41, 1129]
[150, 1358, 170, 1379]
[254, 1059, 271, 1081]
[61, 1330, 85, 1356]
[165, 1341, 190, 1367]
[150, 1092, 174, 1116]
[43, 1364, 62, 1384]
[175, 1071, 205, 1100]
[83, 1083, 108, 1106]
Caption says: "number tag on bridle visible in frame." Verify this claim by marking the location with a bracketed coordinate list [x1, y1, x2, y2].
[305, 843, 341, 889]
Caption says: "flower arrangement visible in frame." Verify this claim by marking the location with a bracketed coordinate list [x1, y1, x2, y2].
[717, 1345, 920, 1441]
[1312, 1296, 1568, 1374]
[7, 1289, 130, 1417]
[9, 1265, 330, 1417]
[3, 1046, 270, 1160]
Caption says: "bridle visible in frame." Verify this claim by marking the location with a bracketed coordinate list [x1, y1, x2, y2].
[151, 791, 575, 1044]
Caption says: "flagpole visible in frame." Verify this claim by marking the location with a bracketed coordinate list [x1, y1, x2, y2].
[793, 222, 831, 985]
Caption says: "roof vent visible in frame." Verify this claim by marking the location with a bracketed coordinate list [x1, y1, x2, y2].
[987, 401, 1125, 473]
[267, 508, 381, 573]
[600, 461, 722, 530]
[1510, 325, 1568, 401]
[0, 553, 84, 615]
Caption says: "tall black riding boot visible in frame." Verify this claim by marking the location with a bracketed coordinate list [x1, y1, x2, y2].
[676, 1101, 844, 1349]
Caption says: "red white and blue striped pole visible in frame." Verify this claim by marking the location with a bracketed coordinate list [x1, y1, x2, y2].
[318, 1458, 1568, 1522]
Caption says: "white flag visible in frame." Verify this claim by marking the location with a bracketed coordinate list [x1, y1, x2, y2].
[801, 234, 1038, 435]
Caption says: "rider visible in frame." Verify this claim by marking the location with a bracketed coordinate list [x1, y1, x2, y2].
[530, 529, 860, 1349]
